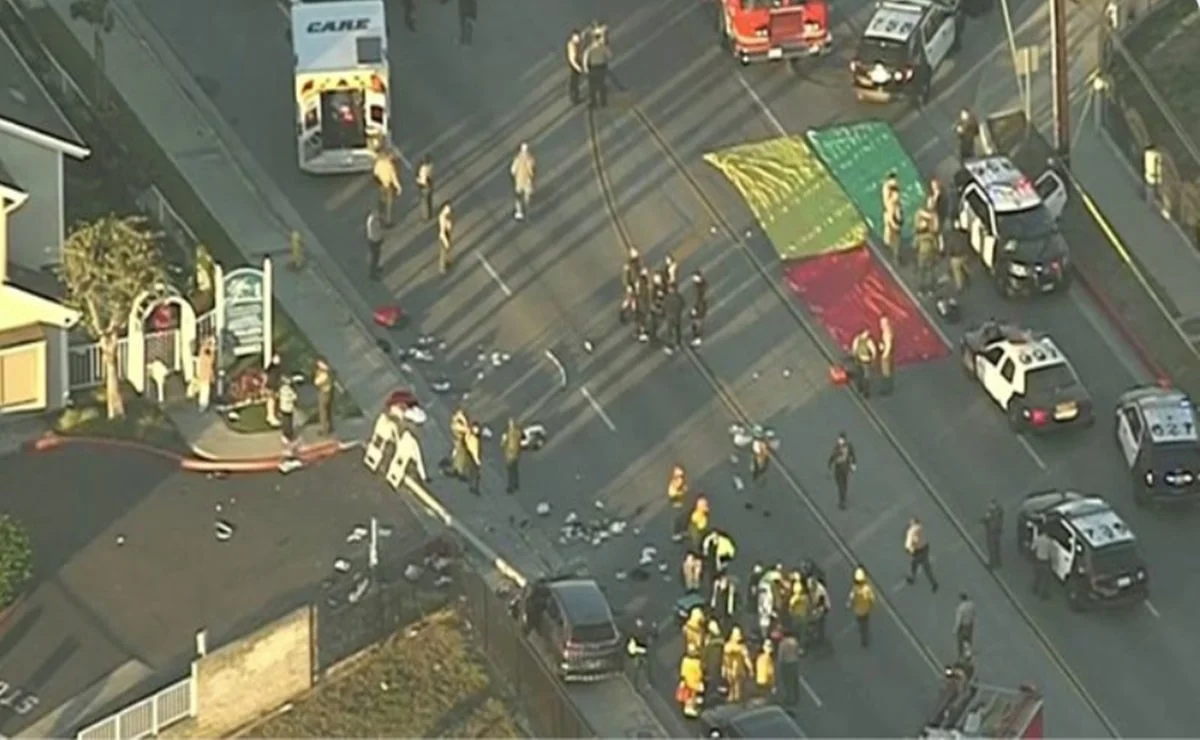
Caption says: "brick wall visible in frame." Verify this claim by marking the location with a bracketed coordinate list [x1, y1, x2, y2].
[192, 606, 314, 737]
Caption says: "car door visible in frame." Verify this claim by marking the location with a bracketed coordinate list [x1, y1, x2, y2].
[920, 7, 954, 70]
[1035, 170, 1068, 221]
[1116, 406, 1142, 468]
[542, 595, 566, 653]
[974, 346, 1007, 401]
[960, 188, 997, 267]
[1043, 516, 1074, 580]
[983, 354, 1018, 408]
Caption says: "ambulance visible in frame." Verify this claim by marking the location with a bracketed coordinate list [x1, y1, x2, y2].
[290, 0, 390, 174]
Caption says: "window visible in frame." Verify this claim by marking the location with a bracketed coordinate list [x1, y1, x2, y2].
[1042, 517, 1070, 547]
[355, 36, 383, 64]
[855, 37, 913, 67]
[964, 190, 990, 228]
[1122, 408, 1143, 440]
[982, 347, 1004, 365]
[996, 205, 1057, 241]
[1000, 358, 1016, 382]
[920, 9, 946, 44]
[570, 621, 617, 643]
[544, 598, 563, 628]
[1024, 364, 1078, 395]
[1086, 542, 1141, 574]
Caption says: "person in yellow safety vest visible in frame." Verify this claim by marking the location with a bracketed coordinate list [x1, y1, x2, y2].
[787, 576, 809, 652]
[881, 171, 901, 214]
[683, 607, 706, 656]
[883, 187, 904, 262]
[851, 329, 877, 397]
[878, 315, 895, 394]
[714, 532, 736, 573]
[846, 567, 877, 648]
[722, 626, 753, 704]
[668, 464, 689, 543]
[754, 640, 776, 699]
[914, 198, 940, 295]
[710, 571, 738, 629]
[450, 407, 470, 478]
[688, 496, 710, 552]
[702, 620, 725, 703]
[678, 649, 705, 718]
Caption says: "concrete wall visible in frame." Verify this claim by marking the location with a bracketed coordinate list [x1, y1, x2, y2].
[192, 606, 313, 737]
[0, 136, 61, 269]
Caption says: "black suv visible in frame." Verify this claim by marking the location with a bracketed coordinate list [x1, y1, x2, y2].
[702, 705, 807, 738]
[518, 577, 623, 682]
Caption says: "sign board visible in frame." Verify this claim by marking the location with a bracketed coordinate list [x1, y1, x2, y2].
[221, 262, 270, 358]
[1014, 46, 1039, 76]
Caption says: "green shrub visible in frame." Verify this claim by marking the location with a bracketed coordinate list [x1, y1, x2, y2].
[0, 516, 33, 608]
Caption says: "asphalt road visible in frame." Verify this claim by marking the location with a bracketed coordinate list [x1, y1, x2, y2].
[0, 447, 422, 736]
[130, 0, 1200, 735]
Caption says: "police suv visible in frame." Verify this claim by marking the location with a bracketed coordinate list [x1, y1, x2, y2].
[953, 156, 1070, 297]
[960, 319, 1093, 432]
[1017, 490, 1148, 610]
[851, 0, 961, 103]
[1116, 385, 1200, 507]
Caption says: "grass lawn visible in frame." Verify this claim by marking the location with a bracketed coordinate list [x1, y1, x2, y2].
[252, 609, 523, 738]
[53, 387, 187, 452]
[12, 5, 362, 426]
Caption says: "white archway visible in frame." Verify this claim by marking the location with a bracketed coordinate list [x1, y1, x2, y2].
[126, 285, 198, 394]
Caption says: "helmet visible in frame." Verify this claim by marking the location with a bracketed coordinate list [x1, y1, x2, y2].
[854, 567, 866, 583]
[689, 607, 704, 622]
[696, 496, 709, 512]
[708, 619, 721, 635]
[729, 626, 743, 642]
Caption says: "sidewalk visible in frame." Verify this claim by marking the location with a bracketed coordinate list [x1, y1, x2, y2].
[24, 0, 667, 735]
[164, 402, 365, 462]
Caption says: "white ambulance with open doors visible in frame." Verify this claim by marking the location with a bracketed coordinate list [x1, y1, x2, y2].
[291, 0, 390, 174]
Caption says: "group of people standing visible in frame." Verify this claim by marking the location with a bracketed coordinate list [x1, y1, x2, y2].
[620, 248, 708, 352]
[566, 22, 612, 109]
[447, 408, 527, 495]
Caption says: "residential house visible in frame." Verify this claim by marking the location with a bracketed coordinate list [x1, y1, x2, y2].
[0, 27, 87, 414]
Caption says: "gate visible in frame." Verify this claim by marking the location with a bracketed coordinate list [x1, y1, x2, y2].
[142, 328, 178, 372]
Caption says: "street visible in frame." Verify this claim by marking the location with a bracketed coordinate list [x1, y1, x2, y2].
[127, 0, 1200, 735]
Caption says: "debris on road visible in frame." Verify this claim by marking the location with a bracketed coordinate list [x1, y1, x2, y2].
[214, 519, 235, 542]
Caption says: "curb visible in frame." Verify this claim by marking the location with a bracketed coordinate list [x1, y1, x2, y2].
[26, 433, 358, 473]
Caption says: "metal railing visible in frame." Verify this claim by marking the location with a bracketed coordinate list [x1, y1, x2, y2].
[135, 185, 198, 255]
[75, 678, 193, 740]
[67, 319, 212, 391]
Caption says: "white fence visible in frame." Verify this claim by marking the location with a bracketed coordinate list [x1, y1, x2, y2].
[75, 678, 193, 740]
[68, 311, 217, 391]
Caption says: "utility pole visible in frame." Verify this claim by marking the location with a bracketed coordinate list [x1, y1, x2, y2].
[1050, 0, 1071, 162]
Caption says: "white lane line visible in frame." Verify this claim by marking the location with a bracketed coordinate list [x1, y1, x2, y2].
[580, 386, 617, 432]
[1016, 435, 1048, 470]
[544, 349, 568, 388]
[735, 73, 787, 133]
[476, 254, 513, 297]
[276, 0, 288, 19]
[1144, 600, 1161, 619]
[800, 675, 824, 708]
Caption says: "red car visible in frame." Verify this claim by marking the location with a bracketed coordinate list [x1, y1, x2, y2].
[716, 0, 832, 65]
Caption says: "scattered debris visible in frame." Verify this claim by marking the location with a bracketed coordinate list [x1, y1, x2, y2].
[490, 351, 511, 367]
[404, 563, 423, 581]
[639, 546, 658, 566]
[729, 423, 780, 449]
[409, 348, 435, 363]
[279, 458, 303, 474]
[347, 526, 368, 544]
[733, 475, 745, 492]
[205, 471, 227, 480]
[520, 424, 547, 450]
[378, 524, 393, 538]
[214, 520, 235, 542]
[335, 559, 353, 573]
[226, 410, 240, 422]
[416, 335, 438, 347]
[609, 520, 627, 536]
[348, 577, 370, 604]
[615, 570, 627, 581]
[536, 502, 551, 516]
[479, 425, 493, 440]
[594, 500, 605, 510]
[783, 368, 792, 378]
[583, 339, 594, 353]
[116, 534, 126, 546]
[658, 562, 670, 572]
[431, 379, 452, 394]
[215, 503, 223, 512]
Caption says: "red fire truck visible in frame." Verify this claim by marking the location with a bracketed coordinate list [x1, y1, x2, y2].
[921, 663, 1045, 738]
[716, 0, 832, 65]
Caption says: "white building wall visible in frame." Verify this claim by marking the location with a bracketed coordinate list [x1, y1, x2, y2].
[0, 137, 62, 270]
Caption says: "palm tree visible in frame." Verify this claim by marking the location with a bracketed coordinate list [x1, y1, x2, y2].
[68, 0, 114, 110]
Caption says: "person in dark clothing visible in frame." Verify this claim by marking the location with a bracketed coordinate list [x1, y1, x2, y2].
[566, 30, 584, 105]
[401, 0, 415, 31]
[750, 438, 770, 487]
[955, 108, 979, 162]
[946, 224, 971, 295]
[457, 0, 476, 44]
[366, 209, 383, 280]
[701, 622, 725, 706]
[647, 272, 666, 343]
[416, 155, 434, 221]
[690, 271, 707, 347]
[777, 632, 802, 705]
[634, 268, 651, 342]
[264, 352, 283, 427]
[582, 24, 611, 108]
[827, 432, 857, 510]
[983, 499, 1003, 569]
[619, 248, 641, 323]
[746, 563, 764, 614]
[662, 283, 684, 352]
[626, 618, 652, 685]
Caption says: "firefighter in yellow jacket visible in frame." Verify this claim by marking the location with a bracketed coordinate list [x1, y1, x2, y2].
[754, 640, 776, 699]
[847, 567, 877, 648]
[722, 626, 753, 703]
[851, 329, 877, 397]
[788, 577, 809, 651]
[668, 464, 689, 542]
[688, 496, 710, 552]
[678, 649, 705, 718]
[683, 607, 706, 656]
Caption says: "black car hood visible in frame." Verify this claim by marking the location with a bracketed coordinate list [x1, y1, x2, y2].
[1008, 233, 1067, 265]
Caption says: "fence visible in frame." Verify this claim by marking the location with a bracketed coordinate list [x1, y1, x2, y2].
[1098, 0, 1200, 239]
[460, 568, 595, 738]
[67, 313, 216, 391]
[75, 678, 192, 740]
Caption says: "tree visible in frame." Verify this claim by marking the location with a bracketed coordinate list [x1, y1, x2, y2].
[61, 215, 167, 419]
[68, 0, 115, 110]
[0, 516, 32, 610]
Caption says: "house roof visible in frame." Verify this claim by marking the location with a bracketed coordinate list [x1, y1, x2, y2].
[0, 157, 25, 211]
[0, 27, 90, 159]
[0, 281, 80, 332]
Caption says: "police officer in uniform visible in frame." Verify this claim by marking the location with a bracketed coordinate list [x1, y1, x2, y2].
[619, 248, 641, 323]
[662, 282, 684, 353]
[566, 30, 584, 105]
[982, 499, 1003, 569]
[851, 329, 877, 396]
[956, 108, 980, 162]
[827, 432, 857, 510]
[582, 24, 611, 109]
[626, 618, 651, 684]
[647, 271, 666, 343]
[634, 268, 652, 342]
[1032, 528, 1053, 598]
[945, 221, 971, 295]
[690, 271, 708, 347]
[914, 198, 940, 295]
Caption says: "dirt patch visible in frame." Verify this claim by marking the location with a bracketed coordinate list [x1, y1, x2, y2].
[250, 609, 523, 738]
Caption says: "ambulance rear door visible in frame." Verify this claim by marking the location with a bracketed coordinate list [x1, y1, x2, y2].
[297, 78, 323, 166]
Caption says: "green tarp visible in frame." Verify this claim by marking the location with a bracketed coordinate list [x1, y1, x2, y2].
[704, 136, 867, 261]
[806, 122, 927, 240]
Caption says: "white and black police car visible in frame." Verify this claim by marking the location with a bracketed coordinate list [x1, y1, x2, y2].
[1116, 384, 1200, 507]
[851, 0, 961, 103]
[1018, 490, 1148, 610]
[953, 156, 1070, 297]
[960, 319, 1093, 432]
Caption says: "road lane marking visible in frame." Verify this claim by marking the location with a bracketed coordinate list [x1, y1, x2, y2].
[476, 254, 513, 297]
[544, 349, 568, 388]
[580, 386, 617, 431]
[800, 675, 824, 708]
[1144, 600, 1161, 619]
[1016, 435, 1048, 470]
[275, 0, 288, 19]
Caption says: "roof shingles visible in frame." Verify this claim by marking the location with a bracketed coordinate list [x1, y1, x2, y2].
[0, 26, 88, 151]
